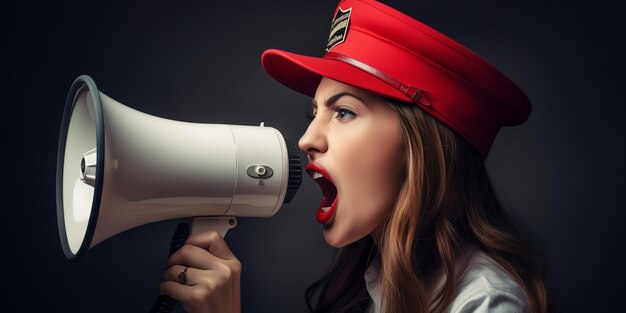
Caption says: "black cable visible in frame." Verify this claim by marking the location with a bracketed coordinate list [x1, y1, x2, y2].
[149, 222, 191, 313]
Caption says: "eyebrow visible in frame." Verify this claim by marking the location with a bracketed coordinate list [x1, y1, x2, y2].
[311, 91, 364, 111]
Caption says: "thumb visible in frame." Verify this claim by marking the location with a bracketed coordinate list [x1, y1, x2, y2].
[185, 231, 236, 260]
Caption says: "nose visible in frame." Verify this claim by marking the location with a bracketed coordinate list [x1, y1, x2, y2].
[298, 118, 328, 158]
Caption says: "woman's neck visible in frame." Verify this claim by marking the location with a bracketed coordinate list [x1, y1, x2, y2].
[369, 224, 385, 250]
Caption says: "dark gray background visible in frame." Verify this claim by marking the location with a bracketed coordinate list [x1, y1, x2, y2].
[4, 0, 625, 312]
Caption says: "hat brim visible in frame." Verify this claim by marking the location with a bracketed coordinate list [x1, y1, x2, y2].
[261, 49, 411, 103]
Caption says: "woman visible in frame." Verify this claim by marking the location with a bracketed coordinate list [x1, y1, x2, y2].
[160, 1, 551, 312]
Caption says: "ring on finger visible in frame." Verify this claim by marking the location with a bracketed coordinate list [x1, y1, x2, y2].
[178, 266, 188, 285]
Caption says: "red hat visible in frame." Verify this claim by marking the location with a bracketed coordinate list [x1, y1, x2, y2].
[261, 0, 531, 159]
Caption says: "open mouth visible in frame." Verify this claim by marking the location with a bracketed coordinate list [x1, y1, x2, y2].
[306, 163, 338, 224]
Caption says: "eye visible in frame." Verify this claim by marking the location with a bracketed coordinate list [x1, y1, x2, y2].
[334, 107, 356, 121]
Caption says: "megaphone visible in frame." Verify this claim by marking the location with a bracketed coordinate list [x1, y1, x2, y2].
[56, 75, 303, 261]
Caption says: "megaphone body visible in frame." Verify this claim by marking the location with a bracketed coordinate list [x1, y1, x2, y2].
[57, 75, 302, 261]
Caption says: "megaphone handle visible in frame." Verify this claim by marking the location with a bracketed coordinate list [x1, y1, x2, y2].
[149, 217, 237, 313]
[149, 222, 191, 313]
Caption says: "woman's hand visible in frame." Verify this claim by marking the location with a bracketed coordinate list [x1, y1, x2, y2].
[160, 231, 241, 313]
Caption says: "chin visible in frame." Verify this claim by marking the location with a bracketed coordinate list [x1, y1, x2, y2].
[322, 225, 365, 248]
[323, 233, 348, 248]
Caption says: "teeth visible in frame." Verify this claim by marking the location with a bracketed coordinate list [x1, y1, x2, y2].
[321, 206, 331, 213]
[312, 171, 323, 180]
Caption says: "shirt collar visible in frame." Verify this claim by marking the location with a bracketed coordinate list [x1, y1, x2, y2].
[364, 255, 382, 312]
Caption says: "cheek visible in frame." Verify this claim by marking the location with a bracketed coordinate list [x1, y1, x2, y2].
[341, 123, 403, 204]
[343, 144, 402, 229]
[326, 120, 404, 246]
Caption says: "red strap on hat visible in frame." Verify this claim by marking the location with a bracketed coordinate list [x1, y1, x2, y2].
[324, 52, 431, 107]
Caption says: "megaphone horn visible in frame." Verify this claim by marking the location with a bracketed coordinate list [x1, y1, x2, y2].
[56, 75, 302, 261]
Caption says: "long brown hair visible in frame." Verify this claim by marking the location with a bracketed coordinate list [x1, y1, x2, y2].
[305, 99, 551, 313]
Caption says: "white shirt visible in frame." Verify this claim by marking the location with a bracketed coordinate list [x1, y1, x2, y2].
[364, 246, 530, 313]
